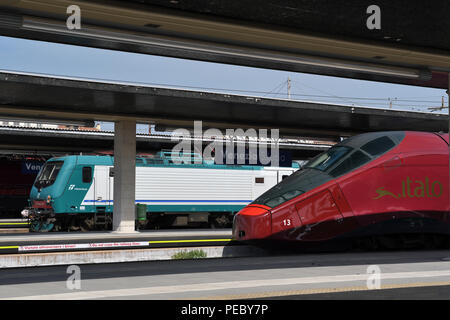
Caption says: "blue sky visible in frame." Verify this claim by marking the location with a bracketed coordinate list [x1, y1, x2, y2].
[0, 35, 447, 132]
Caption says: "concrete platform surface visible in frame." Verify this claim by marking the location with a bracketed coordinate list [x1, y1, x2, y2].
[0, 229, 235, 256]
[1, 249, 450, 300]
[0, 229, 232, 244]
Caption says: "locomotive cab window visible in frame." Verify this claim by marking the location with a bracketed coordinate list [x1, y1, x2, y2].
[329, 150, 371, 177]
[361, 136, 395, 157]
[265, 189, 304, 208]
[82, 167, 93, 183]
[34, 161, 64, 188]
[304, 146, 352, 172]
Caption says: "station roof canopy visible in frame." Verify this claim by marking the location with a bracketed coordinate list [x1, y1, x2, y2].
[0, 125, 331, 159]
[0, 0, 449, 89]
[0, 71, 447, 138]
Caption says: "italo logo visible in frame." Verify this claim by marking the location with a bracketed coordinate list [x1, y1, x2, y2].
[373, 177, 443, 200]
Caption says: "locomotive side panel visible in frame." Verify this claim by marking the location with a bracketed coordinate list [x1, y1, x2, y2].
[339, 138, 449, 217]
[270, 203, 302, 239]
[82, 165, 113, 212]
[80, 165, 286, 213]
[78, 165, 290, 210]
[292, 189, 345, 241]
[134, 166, 254, 212]
[337, 133, 449, 236]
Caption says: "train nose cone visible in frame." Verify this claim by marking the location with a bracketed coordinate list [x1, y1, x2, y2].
[232, 204, 271, 241]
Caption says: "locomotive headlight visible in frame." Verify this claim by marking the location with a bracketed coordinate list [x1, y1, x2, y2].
[21, 209, 29, 218]
[46, 195, 52, 204]
[233, 204, 272, 240]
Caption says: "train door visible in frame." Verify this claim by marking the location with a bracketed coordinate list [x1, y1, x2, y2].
[294, 189, 345, 241]
[94, 166, 110, 206]
[109, 167, 114, 206]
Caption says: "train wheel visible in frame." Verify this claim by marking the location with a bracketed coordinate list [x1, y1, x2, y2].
[53, 220, 62, 232]
[80, 215, 95, 232]
[354, 236, 379, 251]
[377, 235, 401, 250]
[420, 234, 445, 249]
[66, 215, 81, 232]
[29, 220, 41, 232]
[209, 214, 231, 228]
[136, 220, 148, 230]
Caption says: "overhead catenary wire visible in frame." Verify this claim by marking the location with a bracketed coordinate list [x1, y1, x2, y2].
[270, 77, 446, 111]
[5, 68, 444, 112]
[263, 80, 287, 97]
[266, 78, 446, 111]
[1, 68, 446, 109]
[290, 79, 358, 106]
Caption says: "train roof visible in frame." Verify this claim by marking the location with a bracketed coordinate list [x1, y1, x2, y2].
[340, 131, 449, 150]
[45, 155, 298, 170]
[437, 133, 449, 144]
[48, 155, 113, 166]
[339, 131, 406, 149]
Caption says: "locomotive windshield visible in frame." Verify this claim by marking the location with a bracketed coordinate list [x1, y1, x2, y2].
[252, 168, 331, 208]
[304, 146, 352, 172]
[34, 161, 64, 188]
[251, 132, 405, 209]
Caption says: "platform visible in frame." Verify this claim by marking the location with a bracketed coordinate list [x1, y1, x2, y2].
[0, 229, 234, 254]
[0, 219, 29, 228]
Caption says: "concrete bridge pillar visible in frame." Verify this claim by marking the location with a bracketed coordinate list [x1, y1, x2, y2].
[113, 120, 136, 233]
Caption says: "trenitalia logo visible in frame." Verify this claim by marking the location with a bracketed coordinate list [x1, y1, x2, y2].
[373, 177, 443, 200]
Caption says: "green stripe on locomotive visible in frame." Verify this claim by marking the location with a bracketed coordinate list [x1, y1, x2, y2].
[71, 204, 246, 214]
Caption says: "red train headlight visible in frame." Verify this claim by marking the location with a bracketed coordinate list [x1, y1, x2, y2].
[233, 205, 272, 240]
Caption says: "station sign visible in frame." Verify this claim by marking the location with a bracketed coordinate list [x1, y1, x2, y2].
[21, 161, 44, 175]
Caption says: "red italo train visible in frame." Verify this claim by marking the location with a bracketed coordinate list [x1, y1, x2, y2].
[233, 131, 450, 249]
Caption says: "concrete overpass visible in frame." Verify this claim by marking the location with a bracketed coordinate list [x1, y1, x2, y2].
[0, 1, 448, 233]
[0, 124, 333, 159]
[0, 0, 449, 89]
[0, 71, 447, 137]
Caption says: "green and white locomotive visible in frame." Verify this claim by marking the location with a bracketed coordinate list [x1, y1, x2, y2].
[23, 151, 297, 232]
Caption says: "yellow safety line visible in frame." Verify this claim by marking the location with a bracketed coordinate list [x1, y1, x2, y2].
[0, 239, 232, 251]
[0, 223, 29, 225]
[149, 238, 232, 244]
[189, 280, 450, 300]
[0, 246, 19, 250]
